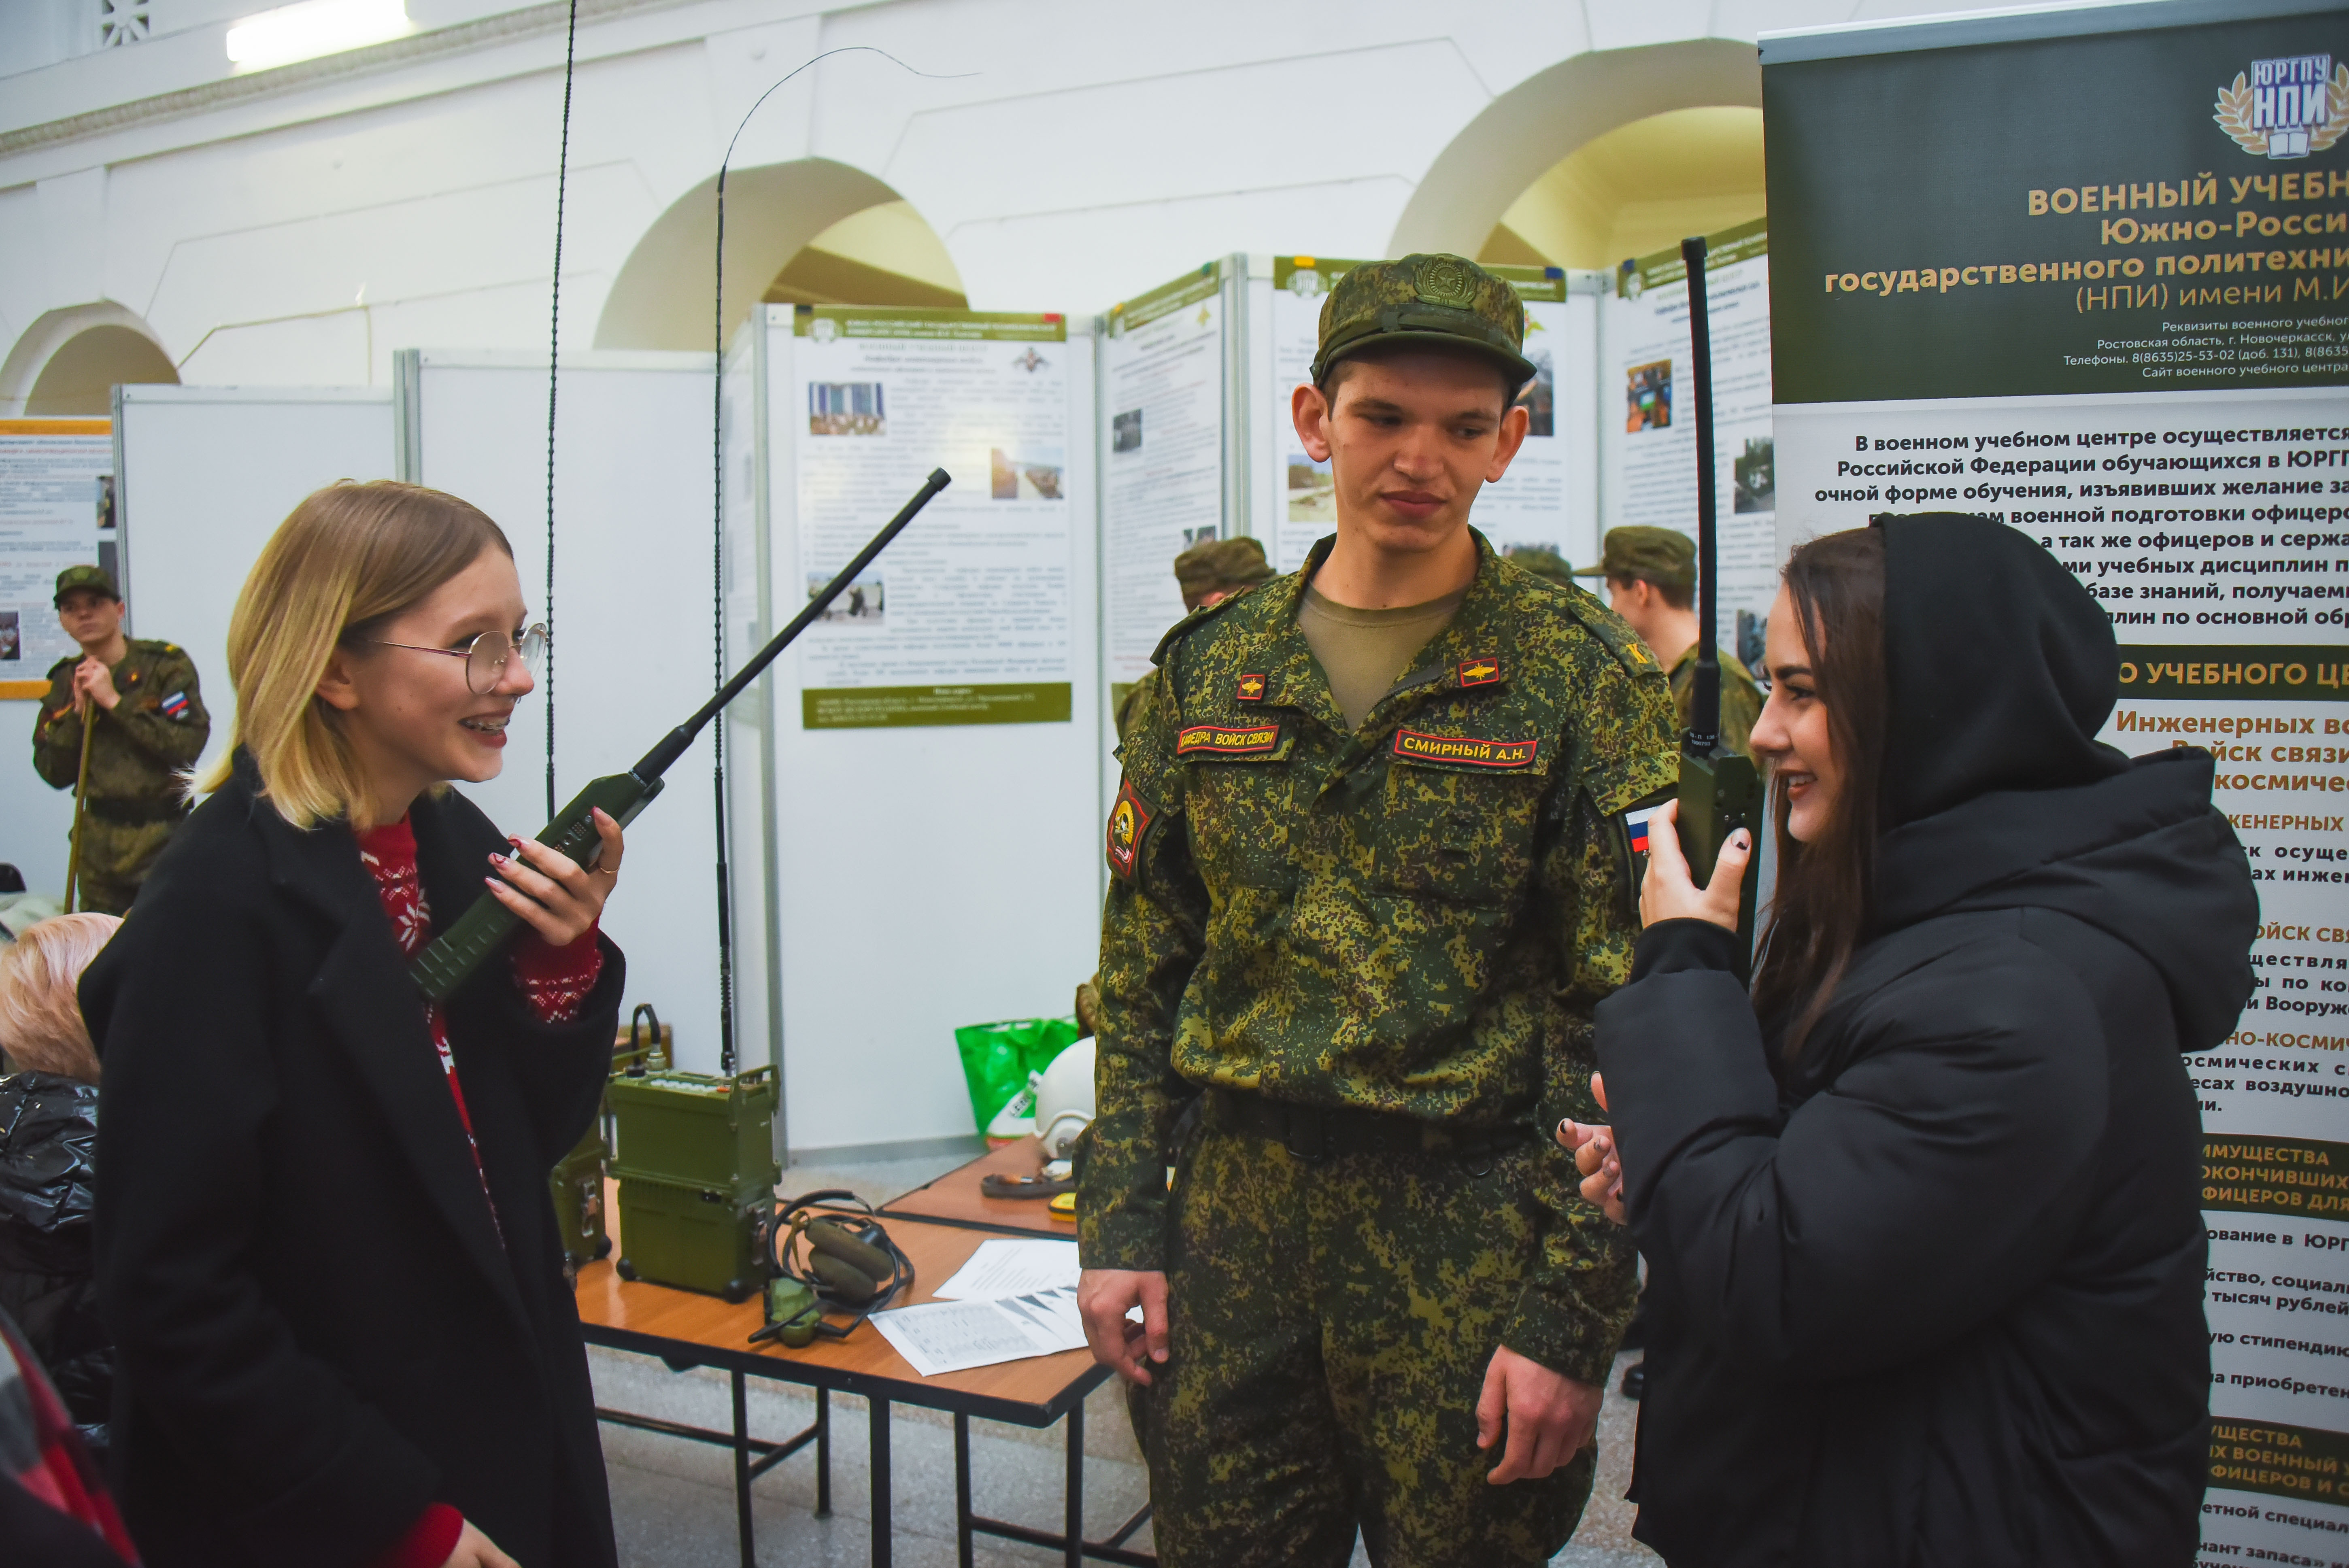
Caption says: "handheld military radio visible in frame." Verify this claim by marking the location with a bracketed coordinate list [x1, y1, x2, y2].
[1676, 236, 1763, 978]
[408, 468, 951, 1002]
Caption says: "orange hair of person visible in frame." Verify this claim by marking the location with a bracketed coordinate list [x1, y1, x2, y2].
[0, 913, 122, 1084]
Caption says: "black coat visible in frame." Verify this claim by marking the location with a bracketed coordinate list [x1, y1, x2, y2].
[82, 757, 625, 1568]
[0, 1072, 110, 1435]
[1596, 516, 2258, 1567]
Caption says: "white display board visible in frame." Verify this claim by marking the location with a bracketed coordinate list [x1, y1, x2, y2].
[1602, 219, 1776, 667]
[0, 416, 119, 897]
[744, 304, 1103, 1159]
[399, 350, 733, 1075]
[1098, 262, 1231, 695]
[113, 385, 399, 787]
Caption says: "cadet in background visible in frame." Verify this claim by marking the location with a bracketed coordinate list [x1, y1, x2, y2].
[1077, 253, 1676, 1567]
[1577, 526, 1761, 759]
[1115, 538, 1277, 742]
[30, 567, 209, 914]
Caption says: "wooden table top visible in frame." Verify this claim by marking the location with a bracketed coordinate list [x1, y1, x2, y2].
[878, 1136, 1076, 1238]
[573, 1181, 1101, 1426]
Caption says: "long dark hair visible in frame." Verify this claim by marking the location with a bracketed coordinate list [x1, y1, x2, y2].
[1750, 528, 1888, 1056]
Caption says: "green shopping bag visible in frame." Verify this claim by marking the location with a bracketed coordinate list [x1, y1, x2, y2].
[953, 1016, 1080, 1142]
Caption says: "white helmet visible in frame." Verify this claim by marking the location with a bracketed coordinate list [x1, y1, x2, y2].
[1033, 1037, 1096, 1160]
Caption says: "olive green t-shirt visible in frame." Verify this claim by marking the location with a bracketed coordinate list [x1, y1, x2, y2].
[1298, 583, 1471, 731]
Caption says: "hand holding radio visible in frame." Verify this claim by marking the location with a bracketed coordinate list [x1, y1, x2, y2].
[482, 806, 625, 948]
[1637, 801, 1751, 933]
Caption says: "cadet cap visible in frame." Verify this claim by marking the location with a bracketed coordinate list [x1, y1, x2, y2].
[54, 565, 119, 604]
[1173, 536, 1274, 599]
[1504, 547, 1574, 588]
[1311, 254, 1537, 391]
[1573, 526, 1694, 591]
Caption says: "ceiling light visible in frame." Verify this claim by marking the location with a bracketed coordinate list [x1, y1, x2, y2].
[226, 0, 412, 70]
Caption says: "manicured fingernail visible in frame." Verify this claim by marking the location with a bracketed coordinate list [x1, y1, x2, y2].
[1732, 830, 1751, 849]
[489, 852, 507, 866]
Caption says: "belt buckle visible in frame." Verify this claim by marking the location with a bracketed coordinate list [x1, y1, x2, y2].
[1282, 1105, 1327, 1163]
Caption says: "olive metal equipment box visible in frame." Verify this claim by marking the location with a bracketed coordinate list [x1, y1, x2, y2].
[547, 1016, 673, 1272]
[606, 1064, 780, 1302]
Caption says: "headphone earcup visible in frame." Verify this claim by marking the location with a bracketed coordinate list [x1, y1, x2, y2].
[809, 1249, 881, 1303]
[806, 1218, 895, 1283]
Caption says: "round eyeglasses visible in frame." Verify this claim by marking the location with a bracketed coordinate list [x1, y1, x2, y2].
[373, 625, 547, 695]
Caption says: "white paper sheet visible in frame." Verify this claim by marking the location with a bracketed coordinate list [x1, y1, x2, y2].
[870, 1284, 1089, 1376]
[931, 1239, 1082, 1302]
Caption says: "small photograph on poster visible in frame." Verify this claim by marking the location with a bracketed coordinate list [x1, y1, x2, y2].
[991, 446, 1065, 500]
[1515, 349, 1555, 438]
[1112, 408, 1143, 454]
[1626, 361, 1672, 432]
[1736, 609, 1766, 678]
[1288, 457, 1333, 523]
[94, 474, 114, 531]
[1504, 541, 1565, 563]
[1182, 525, 1218, 548]
[1734, 437, 1774, 514]
[810, 382, 886, 436]
[809, 574, 885, 625]
[0, 611, 18, 662]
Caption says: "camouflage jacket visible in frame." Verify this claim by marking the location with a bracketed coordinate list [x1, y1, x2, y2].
[1080, 531, 1678, 1381]
[32, 639, 210, 803]
[1667, 644, 1765, 762]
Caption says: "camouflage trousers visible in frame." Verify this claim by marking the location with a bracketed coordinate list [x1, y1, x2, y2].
[1129, 1117, 1597, 1568]
[68, 816, 176, 916]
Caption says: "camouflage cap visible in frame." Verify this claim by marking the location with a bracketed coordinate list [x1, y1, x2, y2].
[1504, 547, 1575, 588]
[1173, 536, 1274, 602]
[53, 564, 119, 603]
[1573, 526, 1694, 590]
[1311, 254, 1537, 390]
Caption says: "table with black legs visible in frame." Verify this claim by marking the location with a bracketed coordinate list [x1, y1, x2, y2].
[573, 1184, 1154, 1567]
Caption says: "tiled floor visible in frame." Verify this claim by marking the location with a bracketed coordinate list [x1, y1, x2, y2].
[593, 1149, 1660, 1567]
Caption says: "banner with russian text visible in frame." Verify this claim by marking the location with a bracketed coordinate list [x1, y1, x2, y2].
[1764, 4, 2349, 1559]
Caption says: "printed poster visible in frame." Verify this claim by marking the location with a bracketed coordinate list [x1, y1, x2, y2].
[1100, 265, 1224, 697]
[0, 419, 113, 701]
[791, 307, 1074, 729]
[1765, 10, 2349, 1556]
[1605, 220, 1777, 669]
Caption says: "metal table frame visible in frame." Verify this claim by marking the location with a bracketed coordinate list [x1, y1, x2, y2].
[581, 1318, 1154, 1567]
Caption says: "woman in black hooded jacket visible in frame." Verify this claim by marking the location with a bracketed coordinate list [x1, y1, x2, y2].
[1580, 515, 2255, 1566]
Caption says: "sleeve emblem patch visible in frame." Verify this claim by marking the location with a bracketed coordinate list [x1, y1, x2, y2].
[1392, 730, 1536, 769]
[1458, 657, 1502, 687]
[1106, 777, 1154, 880]
[160, 691, 191, 720]
[1235, 673, 1267, 702]
[1176, 722, 1280, 759]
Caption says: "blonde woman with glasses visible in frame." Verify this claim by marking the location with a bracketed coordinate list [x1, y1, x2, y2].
[82, 481, 628, 1568]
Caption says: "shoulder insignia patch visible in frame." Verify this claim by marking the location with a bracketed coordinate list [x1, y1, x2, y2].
[1392, 730, 1536, 769]
[160, 691, 191, 720]
[1107, 777, 1155, 881]
[1176, 722, 1280, 759]
[1458, 657, 1501, 687]
[1235, 673, 1266, 703]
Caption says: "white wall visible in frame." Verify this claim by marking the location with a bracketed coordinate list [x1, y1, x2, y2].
[404, 351, 731, 1071]
[0, 0, 2031, 407]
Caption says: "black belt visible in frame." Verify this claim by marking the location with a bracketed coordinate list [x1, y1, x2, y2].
[84, 797, 189, 826]
[1205, 1086, 1532, 1164]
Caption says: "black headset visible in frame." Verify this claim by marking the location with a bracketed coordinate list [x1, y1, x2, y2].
[758, 1191, 913, 1340]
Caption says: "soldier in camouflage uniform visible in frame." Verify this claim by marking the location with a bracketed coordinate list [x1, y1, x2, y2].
[1577, 526, 1763, 760]
[31, 567, 209, 914]
[1076, 255, 1677, 1566]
